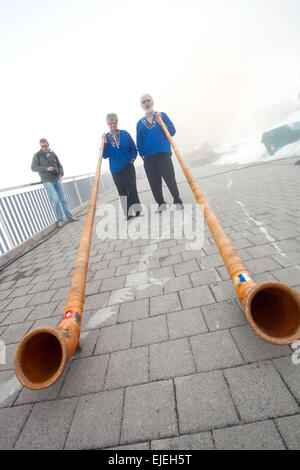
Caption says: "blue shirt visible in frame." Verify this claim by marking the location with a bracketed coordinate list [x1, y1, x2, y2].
[103, 130, 137, 174]
[136, 112, 176, 158]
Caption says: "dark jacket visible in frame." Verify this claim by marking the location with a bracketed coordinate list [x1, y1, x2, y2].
[31, 150, 64, 182]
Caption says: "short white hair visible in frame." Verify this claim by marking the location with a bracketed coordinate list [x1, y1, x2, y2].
[106, 113, 118, 124]
[140, 94, 153, 103]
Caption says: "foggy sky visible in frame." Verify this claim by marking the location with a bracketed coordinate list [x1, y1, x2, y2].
[0, 0, 300, 188]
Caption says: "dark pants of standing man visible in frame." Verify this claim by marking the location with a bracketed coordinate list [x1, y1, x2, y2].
[143, 152, 182, 206]
[112, 164, 141, 216]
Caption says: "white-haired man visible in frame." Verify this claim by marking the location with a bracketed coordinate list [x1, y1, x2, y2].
[136, 94, 183, 213]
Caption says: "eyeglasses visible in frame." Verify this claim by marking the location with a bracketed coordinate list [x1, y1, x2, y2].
[41, 144, 49, 148]
[142, 99, 151, 104]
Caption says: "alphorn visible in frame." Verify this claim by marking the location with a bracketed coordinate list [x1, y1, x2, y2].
[156, 113, 300, 345]
[14, 138, 105, 390]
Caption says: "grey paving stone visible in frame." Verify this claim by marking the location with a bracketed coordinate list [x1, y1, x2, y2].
[167, 307, 208, 339]
[28, 281, 55, 294]
[135, 283, 163, 300]
[272, 250, 300, 268]
[89, 261, 110, 272]
[231, 325, 291, 362]
[32, 315, 61, 330]
[202, 300, 246, 331]
[95, 322, 132, 354]
[179, 286, 215, 309]
[15, 362, 73, 406]
[28, 290, 57, 306]
[272, 356, 300, 401]
[151, 432, 215, 450]
[275, 415, 300, 450]
[84, 280, 102, 296]
[4, 294, 34, 310]
[0, 404, 32, 449]
[251, 271, 277, 284]
[50, 277, 72, 290]
[100, 276, 126, 292]
[85, 306, 119, 330]
[190, 267, 222, 286]
[125, 272, 149, 288]
[224, 362, 299, 423]
[0, 321, 33, 344]
[271, 239, 300, 252]
[209, 280, 237, 302]
[0, 288, 14, 301]
[74, 329, 100, 358]
[150, 293, 182, 316]
[0, 372, 22, 408]
[245, 244, 279, 259]
[173, 260, 199, 276]
[110, 256, 131, 268]
[26, 302, 58, 321]
[60, 354, 109, 397]
[103, 249, 122, 260]
[121, 380, 178, 444]
[118, 298, 149, 323]
[132, 315, 168, 347]
[65, 389, 124, 449]
[108, 287, 135, 306]
[216, 266, 231, 281]
[175, 371, 239, 433]
[104, 346, 149, 389]
[197, 253, 224, 269]
[245, 256, 282, 274]
[271, 265, 300, 286]
[0, 342, 18, 371]
[160, 254, 183, 267]
[163, 275, 192, 294]
[84, 292, 110, 310]
[213, 420, 285, 449]
[93, 267, 117, 281]
[115, 263, 137, 276]
[149, 266, 174, 282]
[0, 306, 33, 325]
[150, 338, 195, 380]
[9, 284, 33, 297]
[190, 330, 244, 372]
[15, 397, 77, 449]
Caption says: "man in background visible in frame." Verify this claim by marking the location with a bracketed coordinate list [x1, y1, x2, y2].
[136, 94, 183, 213]
[31, 138, 79, 227]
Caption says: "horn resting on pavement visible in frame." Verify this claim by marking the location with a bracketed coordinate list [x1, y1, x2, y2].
[14, 139, 105, 390]
[156, 113, 300, 346]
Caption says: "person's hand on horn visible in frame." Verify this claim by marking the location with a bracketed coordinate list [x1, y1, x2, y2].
[155, 111, 162, 124]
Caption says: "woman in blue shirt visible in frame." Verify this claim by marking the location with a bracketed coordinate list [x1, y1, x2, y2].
[103, 113, 141, 220]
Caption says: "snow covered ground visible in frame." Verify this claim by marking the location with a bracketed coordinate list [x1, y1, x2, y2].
[213, 110, 300, 167]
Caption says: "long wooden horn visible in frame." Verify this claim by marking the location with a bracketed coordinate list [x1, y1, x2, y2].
[14, 138, 105, 389]
[157, 113, 300, 345]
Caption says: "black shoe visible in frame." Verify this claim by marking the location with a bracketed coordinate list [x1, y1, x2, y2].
[175, 202, 184, 210]
[126, 215, 134, 221]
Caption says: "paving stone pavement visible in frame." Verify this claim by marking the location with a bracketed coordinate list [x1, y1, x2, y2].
[0, 156, 300, 450]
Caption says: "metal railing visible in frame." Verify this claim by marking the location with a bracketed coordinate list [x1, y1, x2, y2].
[0, 172, 114, 256]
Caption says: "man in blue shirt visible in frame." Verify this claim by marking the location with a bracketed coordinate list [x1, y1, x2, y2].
[136, 94, 183, 213]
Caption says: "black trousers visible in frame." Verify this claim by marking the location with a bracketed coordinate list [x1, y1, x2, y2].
[112, 164, 141, 216]
[143, 152, 182, 205]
